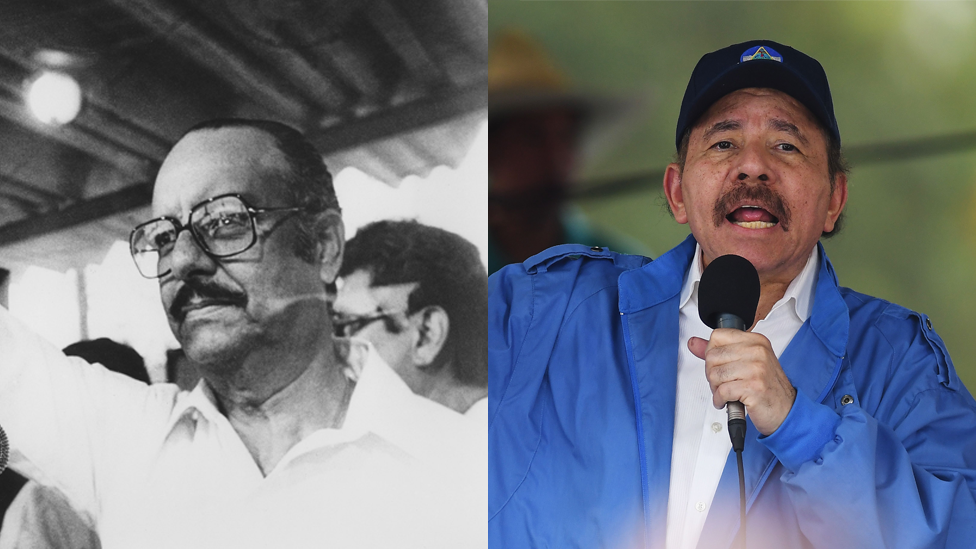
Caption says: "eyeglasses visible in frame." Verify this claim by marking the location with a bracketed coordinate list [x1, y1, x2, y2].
[332, 311, 407, 338]
[129, 193, 304, 279]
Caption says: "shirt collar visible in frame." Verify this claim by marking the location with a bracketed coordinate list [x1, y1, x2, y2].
[775, 245, 819, 323]
[165, 377, 224, 434]
[341, 337, 468, 461]
[678, 243, 705, 310]
[678, 243, 819, 323]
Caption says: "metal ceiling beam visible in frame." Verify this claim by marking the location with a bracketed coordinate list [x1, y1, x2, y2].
[0, 78, 486, 247]
[0, 172, 67, 204]
[0, 182, 152, 247]
[367, 0, 442, 85]
[107, 0, 310, 123]
[0, 96, 154, 179]
[0, 51, 171, 165]
[310, 81, 485, 154]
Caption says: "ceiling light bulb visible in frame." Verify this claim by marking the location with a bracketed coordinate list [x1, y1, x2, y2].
[27, 71, 83, 125]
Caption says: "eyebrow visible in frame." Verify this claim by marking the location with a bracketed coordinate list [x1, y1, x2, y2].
[767, 118, 809, 145]
[701, 119, 741, 142]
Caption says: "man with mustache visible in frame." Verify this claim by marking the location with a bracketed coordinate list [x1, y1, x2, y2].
[489, 41, 976, 548]
[0, 119, 481, 548]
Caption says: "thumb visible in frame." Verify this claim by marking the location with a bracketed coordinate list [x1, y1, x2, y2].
[688, 336, 708, 360]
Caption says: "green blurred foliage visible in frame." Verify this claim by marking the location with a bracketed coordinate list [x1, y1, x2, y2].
[491, 1, 976, 390]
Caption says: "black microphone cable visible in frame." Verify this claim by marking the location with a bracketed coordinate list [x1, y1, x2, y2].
[729, 401, 746, 549]
[699, 255, 761, 549]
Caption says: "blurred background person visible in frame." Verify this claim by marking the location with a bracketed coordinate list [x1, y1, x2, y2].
[333, 220, 487, 418]
[489, 29, 648, 274]
[0, 338, 149, 549]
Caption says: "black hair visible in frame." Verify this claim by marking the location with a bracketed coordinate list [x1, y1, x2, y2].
[63, 338, 150, 384]
[339, 220, 487, 387]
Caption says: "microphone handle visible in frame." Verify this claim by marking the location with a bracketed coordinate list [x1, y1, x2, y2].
[715, 313, 747, 452]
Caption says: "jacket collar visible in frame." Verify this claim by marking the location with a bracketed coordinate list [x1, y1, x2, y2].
[622, 234, 848, 364]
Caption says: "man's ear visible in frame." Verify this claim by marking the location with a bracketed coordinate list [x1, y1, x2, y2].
[315, 210, 345, 285]
[663, 163, 689, 224]
[412, 306, 449, 369]
[824, 172, 848, 233]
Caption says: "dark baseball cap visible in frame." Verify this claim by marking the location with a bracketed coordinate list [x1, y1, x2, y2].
[675, 40, 839, 150]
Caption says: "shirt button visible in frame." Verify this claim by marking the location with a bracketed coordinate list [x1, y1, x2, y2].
[696, 501, 706, 512]
[711, 422, 723, 433]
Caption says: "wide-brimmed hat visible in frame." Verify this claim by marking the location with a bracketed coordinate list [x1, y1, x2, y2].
[489, 29, 644, 162]
[489, 29, 634, 123]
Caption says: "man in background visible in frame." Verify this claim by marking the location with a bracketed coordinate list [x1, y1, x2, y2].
[489, 30, 648, 273]
[1, 338, 149, 549]
[333, 220, 487, 418]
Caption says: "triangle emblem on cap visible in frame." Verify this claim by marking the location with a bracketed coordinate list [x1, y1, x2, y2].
[740, 45, 782, 63]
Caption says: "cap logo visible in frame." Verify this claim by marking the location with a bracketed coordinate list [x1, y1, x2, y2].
[740, 45, 782, 63]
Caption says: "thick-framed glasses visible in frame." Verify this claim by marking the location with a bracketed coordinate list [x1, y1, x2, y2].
[129, 193, 304, 279]
[332, 311, 408, 338]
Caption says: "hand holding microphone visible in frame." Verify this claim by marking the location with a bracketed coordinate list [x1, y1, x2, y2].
[692, 254, 797, 439]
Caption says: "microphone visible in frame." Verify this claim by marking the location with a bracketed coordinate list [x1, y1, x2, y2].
[697, 254, 760, 549]
[697, 253, 761, 451]
[0, 423, 8, 475]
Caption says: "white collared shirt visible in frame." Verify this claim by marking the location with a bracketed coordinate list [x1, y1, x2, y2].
[0, 307, 485, 549]
[665, 244, 819, 549]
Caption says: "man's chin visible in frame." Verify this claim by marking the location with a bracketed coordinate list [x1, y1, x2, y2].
[176, 322, 253, 368]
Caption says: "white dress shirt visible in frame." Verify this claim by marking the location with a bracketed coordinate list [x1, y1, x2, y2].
[0, 306, 485, 549]
[665, 244, 819, 549]
[465, 397, 488, 424]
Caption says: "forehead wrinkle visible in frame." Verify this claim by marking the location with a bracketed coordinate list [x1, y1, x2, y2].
[767, 118, 809, 145]
[152, 128, 290, 217]
[700, 119, 741, 142]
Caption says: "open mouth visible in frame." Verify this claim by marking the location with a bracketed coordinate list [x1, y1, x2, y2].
[726, 205, 779, 229]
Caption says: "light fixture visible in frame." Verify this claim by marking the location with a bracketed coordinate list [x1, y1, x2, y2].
[26, 70, 83, 125]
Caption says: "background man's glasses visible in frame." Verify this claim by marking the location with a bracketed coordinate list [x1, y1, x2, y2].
[129, 193, 304, 279]
[332, 311, 408, 338]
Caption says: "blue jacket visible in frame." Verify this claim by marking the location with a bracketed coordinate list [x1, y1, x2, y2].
[489, 236, 976, 549]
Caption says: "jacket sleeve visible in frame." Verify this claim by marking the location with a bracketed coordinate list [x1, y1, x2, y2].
[760, 309, 976, 548]
[0, 306, 177, 523]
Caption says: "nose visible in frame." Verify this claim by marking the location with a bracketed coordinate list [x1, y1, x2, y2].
[737, 172, 769, 182]
[734, 141, 772, 183]
[167, 229, 217, 280]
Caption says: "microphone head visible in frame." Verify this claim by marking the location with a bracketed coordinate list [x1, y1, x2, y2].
[698, 254, 761, 329]
[0, 424, 7, 476]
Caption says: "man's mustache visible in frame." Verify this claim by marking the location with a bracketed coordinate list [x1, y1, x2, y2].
[169, 280, 247, 321]
[713, 184, 792, 231]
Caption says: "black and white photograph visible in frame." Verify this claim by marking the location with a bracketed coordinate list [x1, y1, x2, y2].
[0, 1, 487, 548]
